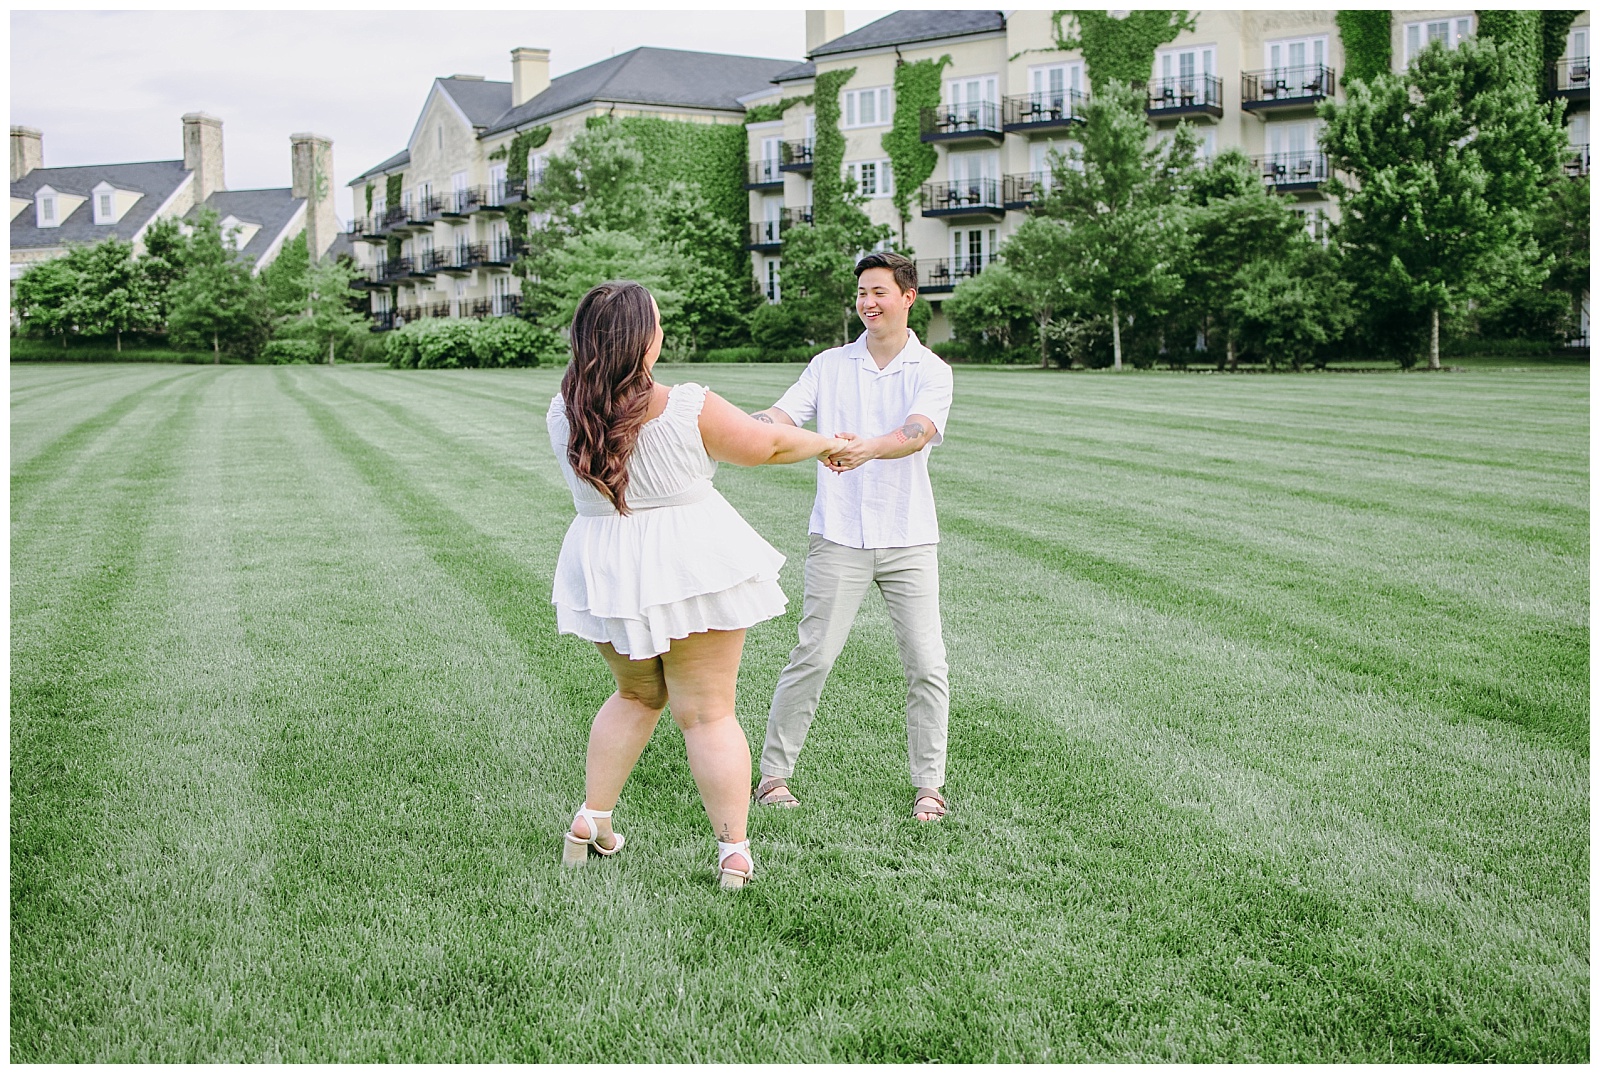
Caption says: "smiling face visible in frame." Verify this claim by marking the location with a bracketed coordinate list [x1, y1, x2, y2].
[856, 267, 915, 336]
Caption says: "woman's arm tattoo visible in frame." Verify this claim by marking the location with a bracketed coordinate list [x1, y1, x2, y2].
[752, 412, 775, 424]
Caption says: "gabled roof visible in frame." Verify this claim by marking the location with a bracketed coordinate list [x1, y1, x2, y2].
[486, 46, 797, 133]
[198, 188, 305, 267]
[10, 159, 190, 249]
[810, 10, 1006, 57]
[439, 76, 514, 128]
[772, 60, 816, 84]
[348, 148, 410, 187]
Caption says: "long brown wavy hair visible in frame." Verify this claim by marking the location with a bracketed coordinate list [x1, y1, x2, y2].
[561, 280, 659, 515]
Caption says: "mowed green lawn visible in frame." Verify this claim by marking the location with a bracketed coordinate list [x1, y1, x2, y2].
[11, 361, 1588, 1062]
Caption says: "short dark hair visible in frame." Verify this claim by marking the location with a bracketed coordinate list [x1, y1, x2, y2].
[854, 251, 917, 295]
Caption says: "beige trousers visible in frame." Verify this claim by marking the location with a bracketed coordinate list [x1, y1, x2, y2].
[761, 535, 949, 787]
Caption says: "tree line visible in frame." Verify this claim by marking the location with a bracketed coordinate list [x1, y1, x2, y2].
[12, 208, 368, 363]
[944, 36, 1585, 370]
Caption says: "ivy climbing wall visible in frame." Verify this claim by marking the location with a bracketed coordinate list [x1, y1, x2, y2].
[882, 56, 951, 234]
[1052, 10, 1196, 90]
[811, 68, 855, 223]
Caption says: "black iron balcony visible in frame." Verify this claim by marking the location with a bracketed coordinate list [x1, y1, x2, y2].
[919, 178, 1004, 218]
[920, 100, 1004, 144]
[1143, 74, 1224, 119]
[406, 194, 445, 226]
[1002, 91, 1088, 133]
[408, 250, 438, 276]
[496, 176, 533, 208]
[1002, 172, 1051, 211]
[442, 186, 487, 216]
[1564, 143, 1590, 177]
[379, 205, 410, 233]
[1550, 57, 1591, 105]
[747, 218, 784, 251]
[492, 293, 522, 317]
[780, 139, 814, 172]
[443, 242, 489, 270]
[347, 216, 385, 243]
[483, 236, 524, 264]
[1255, 151, 1330, 193]
[376, 256, 413, 282]
[746, 159, 784, 189]
[371, 309, 399, 332]
[783, 204, 813, 227]
[395, 305, 424, 324]
[1241, 66, 1335, 112]
[915, 257, 988, 294]
[426, 301, 451, 319]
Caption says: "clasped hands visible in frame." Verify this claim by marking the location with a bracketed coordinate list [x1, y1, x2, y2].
[819, 431, 873, 472]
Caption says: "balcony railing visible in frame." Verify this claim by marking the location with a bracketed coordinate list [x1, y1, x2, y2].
[920, 100, 1004, 143]
[915, 257, 989, 294]
[1255, 152, 1330, 192]
[1564, 143, 1590, 177]
[379, 205, 410, 233]
[395, 305, 425, 324]
[407, 194, 445, 225]
[1550, 57, 1592, 99]
[1241, 66, 1335, 111]
[493, 293, 522, 317]
[780, 139, 814, 172]
[442, 186, 487, 216]
[484, 236, 523, 264]
[374, 256, 413, 282]
[1002, 90, 1088, 132]
[746, 158, 784, 189]
[1143, 74, 1224, 119]
[919, 178, 1004, 217]
[1002, 172, 1051, 211]
[747, 218, 784, 250]
[371, 309, 398, 331]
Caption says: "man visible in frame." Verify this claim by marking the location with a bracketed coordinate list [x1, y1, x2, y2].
[749, 252, 954, 821]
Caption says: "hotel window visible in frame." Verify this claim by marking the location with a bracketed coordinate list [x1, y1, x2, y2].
[843, 86, 893, 129]
[99, 193, 113, 219]
[1027, 63, 1084, 110]
[38, 194, 56, 226]
[765, 258, 781, 303]
[845, 159, 893, 198]
[1405, 16, 1474, 63]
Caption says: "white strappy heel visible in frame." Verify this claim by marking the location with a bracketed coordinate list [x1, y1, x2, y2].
[562, 804, 625, 867]
[717, 839, 754, 890]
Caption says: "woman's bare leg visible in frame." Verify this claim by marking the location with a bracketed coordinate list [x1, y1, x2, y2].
[576, 642, 669, 848]
[658, 629, 751, 875]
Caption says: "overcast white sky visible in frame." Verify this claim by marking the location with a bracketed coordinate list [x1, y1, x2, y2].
[10, 6, 893, 223]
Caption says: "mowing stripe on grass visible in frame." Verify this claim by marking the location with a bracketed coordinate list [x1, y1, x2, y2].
[11, 371, 212, 1058]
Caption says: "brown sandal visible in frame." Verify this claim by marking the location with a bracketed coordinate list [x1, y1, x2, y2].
[912, 788, 947, 822]
[753, 775, 800, 808]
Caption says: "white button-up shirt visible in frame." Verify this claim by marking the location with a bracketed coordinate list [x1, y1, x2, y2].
[772, 329, 954, 550]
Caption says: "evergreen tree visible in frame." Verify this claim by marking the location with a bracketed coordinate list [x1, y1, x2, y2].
[168, 209, 268, 361]
[1034, 82, 1196, 369]
[1320, 35, 1567, 368]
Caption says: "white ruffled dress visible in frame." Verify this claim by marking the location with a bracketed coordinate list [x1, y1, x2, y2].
[547, 382, 788, 659]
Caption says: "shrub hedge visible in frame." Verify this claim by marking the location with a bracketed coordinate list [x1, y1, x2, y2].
[382, 317, 560, 369]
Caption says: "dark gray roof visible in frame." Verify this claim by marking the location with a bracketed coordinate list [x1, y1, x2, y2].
[810, 10, 1005, 57]
[486, 47, 797, 133]
[324, 230, 356, 263]
[772, 60, 816, 84]
[439, 77, 514, 128]
[348, 148, 410, 187]
[10, 159, 190, 249]
[197, 188, 304, 267]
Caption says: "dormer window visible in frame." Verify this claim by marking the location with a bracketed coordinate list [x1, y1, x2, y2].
[35, 185, 60, 228]
[91, 181, 122, 225]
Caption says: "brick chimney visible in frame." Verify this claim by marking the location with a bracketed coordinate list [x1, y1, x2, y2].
[182, 112, 225, 202]
[290, 132, 337, 260]
[11, 125, 43, 181]
[512, 47, 551, 108]
[806, 10, 845, 55]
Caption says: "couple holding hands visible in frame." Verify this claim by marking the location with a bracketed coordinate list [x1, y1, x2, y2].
[547, 252, 954, 889]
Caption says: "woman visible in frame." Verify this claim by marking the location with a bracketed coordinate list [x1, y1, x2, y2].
[548, 280, 843, 890]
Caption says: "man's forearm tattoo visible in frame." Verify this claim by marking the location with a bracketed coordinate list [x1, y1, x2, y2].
[752, 412, 775, 424]
[890, 421, 926, 446]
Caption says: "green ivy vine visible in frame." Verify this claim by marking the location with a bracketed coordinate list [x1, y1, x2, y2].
[1053, 10, 1195, 90]
[385, 173, 403, 209]
[882, 55, 951, 239]
[744, 95, 813, 126]
[1335, 11, 1391, 85]
[501, 126, 552, 239]
[365, 183, 374, 216]
[811, 67, 856, 222]
[1541, 11, 1582, 73]
[1477, 10, 1544, 92]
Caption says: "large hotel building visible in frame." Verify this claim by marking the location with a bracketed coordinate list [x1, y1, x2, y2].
[337, 9, 1591, 343]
